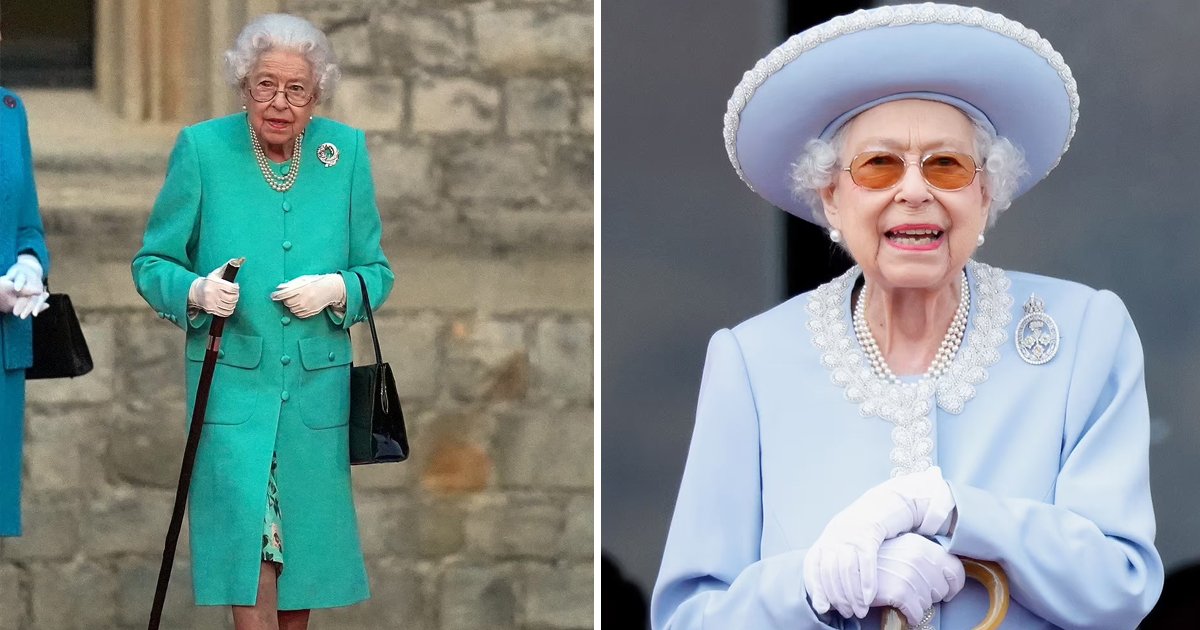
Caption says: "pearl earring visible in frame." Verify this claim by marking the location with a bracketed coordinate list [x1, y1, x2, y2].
[829, 229, 842, 243]
[977, 233, 986, 246]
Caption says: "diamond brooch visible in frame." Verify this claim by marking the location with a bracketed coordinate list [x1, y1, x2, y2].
[316, 142, 339, 167]
[1015, 293, 1059, 365]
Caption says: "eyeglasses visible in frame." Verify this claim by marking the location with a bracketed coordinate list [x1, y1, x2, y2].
[247, 80, 314, 107]
[842, 151, 983, 191]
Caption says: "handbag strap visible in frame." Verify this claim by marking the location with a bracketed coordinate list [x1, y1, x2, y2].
[353, 271, 383, 366]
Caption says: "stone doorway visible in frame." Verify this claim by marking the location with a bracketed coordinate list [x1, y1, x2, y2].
[95, 0, 282, 123]
[2, 0, 282, 123]
[0, 0, 95, 88]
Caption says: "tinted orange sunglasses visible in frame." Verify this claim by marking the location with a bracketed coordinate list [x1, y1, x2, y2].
[842, 151, 983, 191]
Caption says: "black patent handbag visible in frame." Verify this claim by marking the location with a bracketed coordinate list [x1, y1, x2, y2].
[26, 286, 93, 380]
[348, 272, 409, 464]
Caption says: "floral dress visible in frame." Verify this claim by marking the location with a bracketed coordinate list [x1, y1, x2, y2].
[262, 453, 284, 568]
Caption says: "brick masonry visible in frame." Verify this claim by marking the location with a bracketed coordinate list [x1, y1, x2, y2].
[0, 0, 593, 628]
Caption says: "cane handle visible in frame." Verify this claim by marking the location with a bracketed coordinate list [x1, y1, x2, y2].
[208, 257, 245, 340]
[221, 257, 245, 282]
[881, 559, 1008, 630]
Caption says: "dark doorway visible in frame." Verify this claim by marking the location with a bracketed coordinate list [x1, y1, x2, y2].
[783, 1, 871, 298]
[0, 0, 95, 87]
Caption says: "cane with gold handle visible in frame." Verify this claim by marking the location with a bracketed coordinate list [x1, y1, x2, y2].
[882, 559, 1008, 630]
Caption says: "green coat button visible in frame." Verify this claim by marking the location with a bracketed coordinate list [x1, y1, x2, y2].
[328, 352, 335, 361]
[281, 316, 291, 325]
[282, 241, 293, 250]
[281, 391, 290, 401]
[218, 349, 225, 358]
[281, 355, 291, 365]
[282, 201, 291, 212]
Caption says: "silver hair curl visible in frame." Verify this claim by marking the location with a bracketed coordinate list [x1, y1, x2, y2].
[223, 13, 341, 103]
[789, 119, 1027, 228]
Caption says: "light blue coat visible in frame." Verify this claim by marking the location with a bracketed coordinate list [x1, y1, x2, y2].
[652, 262, 1163, 629]
[0, 87, 50, 537]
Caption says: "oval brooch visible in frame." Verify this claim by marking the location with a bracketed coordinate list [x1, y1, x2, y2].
[1015, 293, 1059, 365]
[3, 96, 16, 109]
[316, 142, 339, 167]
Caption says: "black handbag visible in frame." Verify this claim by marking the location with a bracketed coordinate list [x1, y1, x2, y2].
[348, 272, 409, 464]
[26, 288, 93, 380]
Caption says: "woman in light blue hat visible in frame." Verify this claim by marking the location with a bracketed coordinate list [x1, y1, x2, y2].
[653, 4, 1162, 629]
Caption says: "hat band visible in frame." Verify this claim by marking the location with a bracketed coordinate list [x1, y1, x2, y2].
[819, 92, 997, 140]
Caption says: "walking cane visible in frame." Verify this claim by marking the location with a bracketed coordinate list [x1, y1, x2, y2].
[148, 258, 244, 630]
[882, 558, 1009, 630]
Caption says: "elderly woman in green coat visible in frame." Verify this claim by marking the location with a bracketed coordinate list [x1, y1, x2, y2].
[132, 14, 393, 630]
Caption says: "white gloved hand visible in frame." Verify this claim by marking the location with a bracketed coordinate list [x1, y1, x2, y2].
[270, 273, 346, 319]
[4, 254, 44, 295]
[0, 279, 20, 313]
[872, 534, 966, 626]
[803, 467, 956, 619]
[0, 278, 49, 319]
[12, 291, 50, 319]
[188, 260, 241, 317]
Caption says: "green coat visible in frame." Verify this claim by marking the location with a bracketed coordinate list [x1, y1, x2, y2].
[132, 113, 393, 608]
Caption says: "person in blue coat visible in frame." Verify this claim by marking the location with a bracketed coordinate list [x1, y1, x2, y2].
[653, 5, 1163, 629]
[0, 85, 53, 537]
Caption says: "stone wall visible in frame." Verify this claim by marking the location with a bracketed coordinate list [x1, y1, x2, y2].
[0, 1, 593, 628]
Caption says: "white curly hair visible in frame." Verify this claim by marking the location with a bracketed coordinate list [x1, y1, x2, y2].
[789, 117, 1027, 228]
[223, 13, 341, 103]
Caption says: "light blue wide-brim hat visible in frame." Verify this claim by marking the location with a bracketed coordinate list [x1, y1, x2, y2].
[724, 3, 1079, 221]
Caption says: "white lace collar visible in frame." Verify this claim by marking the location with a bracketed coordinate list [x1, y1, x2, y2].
[805, 260, 1013, 475]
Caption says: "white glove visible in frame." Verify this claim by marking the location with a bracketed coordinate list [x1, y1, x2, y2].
[188, 260, 241, 317]
[0, 281, 16, 312]
[0, 278, 49, 319]
[270, 273, 346, 319]
[803, 467, 956, 619]
[12, 292, 50, 319]
[5, 254, 44, 295]
[872, 534, 966, 626]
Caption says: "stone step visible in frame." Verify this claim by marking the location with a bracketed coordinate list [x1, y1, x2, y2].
[36, 170, 161, 215]
[17, 90, 171, 259]
[35, 148, 169, 178]
[35, 170, 159, 262]
[23, 88, 177, 178]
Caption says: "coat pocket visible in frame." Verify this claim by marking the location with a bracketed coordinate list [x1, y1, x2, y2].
[186, 332, 262, 425]
[297, 334, 352, 429]
[186, 332, 264, 369]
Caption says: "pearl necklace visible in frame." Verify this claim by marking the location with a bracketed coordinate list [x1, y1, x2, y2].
[852, 271, 969, 385]
[248, 117, 303, 192]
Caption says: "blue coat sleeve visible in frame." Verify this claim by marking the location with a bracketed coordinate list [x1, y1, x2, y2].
[943, 290, 1163, 628]
[12, 95, 49, 274]
[651, 329, 842, 630]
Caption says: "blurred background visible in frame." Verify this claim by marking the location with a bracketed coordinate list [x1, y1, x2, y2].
[603, 0, 1200, 626]
[0, 0, 593, 628]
